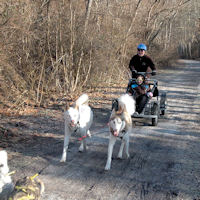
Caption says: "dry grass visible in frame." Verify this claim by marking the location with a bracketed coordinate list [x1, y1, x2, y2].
[0, 0, 199, 111]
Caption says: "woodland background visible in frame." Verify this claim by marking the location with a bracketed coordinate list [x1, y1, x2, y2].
[0, 0, 199, 111]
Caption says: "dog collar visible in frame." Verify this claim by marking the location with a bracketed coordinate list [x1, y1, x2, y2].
[118, 121, 127, 139]
[70, 121, 80, 133]
[74, 121, 80, 133]
[119, 129, 127, 139]
[121, 121, 126, 131]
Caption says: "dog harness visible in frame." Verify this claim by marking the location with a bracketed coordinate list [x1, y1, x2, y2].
[71, 121, 88, 141]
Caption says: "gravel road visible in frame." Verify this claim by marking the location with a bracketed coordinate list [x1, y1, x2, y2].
[1, 59, 200, 200]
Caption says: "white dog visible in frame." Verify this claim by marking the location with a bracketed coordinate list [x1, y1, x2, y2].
[0, 150, 14, 200]
[60, 94, 93, 162]
[105, 94, 136, 170]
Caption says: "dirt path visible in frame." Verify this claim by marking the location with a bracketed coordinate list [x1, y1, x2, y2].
[1, 59, 200, 200]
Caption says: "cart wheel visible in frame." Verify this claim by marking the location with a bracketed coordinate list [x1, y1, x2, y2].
[161, 110, 165, 115]
[151, 103, 158, 126]
[152, 117, 158, 126]
[160, 92, 167, 116]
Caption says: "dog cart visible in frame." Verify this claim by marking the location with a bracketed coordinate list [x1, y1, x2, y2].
[127, 72, 167, 126]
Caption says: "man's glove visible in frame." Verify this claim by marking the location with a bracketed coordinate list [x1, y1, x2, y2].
[152, 70, 156, 76]
[131, 70, 137, 78]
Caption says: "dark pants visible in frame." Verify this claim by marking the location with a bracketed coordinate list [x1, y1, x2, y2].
[136, 94, 148, 114]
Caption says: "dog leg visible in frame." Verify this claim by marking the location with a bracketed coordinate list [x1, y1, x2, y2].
[60, 123, 71, 162]
[87, 130, 91, 138]
[125, 136, 130, 159]
[60, 134, 70, 162]
[79, 129, 87, 152]
[79, 142, 84, 152]
[79, 140, 87, 152]
[105, 135, 116, 170]
[117, 140, 125, 159]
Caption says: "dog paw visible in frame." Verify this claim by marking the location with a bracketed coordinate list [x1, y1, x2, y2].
[87, 132, 91, 138]
[117, 155, 122, 160]
[126, 154, 130, 159]
[60, 158, 66, 162]
[79, 147, 84, 152]
[104, 164, 111, 171]
[117, 155, 123, 159]
[104, 166, 110, 171]
[79, 145, 88, 152]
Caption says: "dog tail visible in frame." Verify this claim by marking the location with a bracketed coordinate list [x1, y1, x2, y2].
[75, 94, 89, 107]
[118, 94, 136, 116]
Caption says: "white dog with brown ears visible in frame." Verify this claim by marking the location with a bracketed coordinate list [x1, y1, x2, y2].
[60, 94, 93, 162]
[105, 94, 136, 170]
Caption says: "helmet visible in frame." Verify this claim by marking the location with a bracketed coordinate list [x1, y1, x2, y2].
[137, 43, 147, 51]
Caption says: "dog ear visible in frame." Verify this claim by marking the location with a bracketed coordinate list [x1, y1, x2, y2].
[74, 103, 79, 110]
[116, 103, 124, 114]
[112, 99, 118, 111]
[109, 116, 114, 122]
[75, 105, 79, 110]
[65, 102, 69, 110]
[84, 99, 89, 106]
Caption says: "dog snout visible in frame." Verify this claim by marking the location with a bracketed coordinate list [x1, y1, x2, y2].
[113, 130, 119, 136]
[111, 128, 119, 137]
[70, 120, 76, 126]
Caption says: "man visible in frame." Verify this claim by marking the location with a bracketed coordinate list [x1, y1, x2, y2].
[129, 43, 156, 78]
[127, 43, 156, 114]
